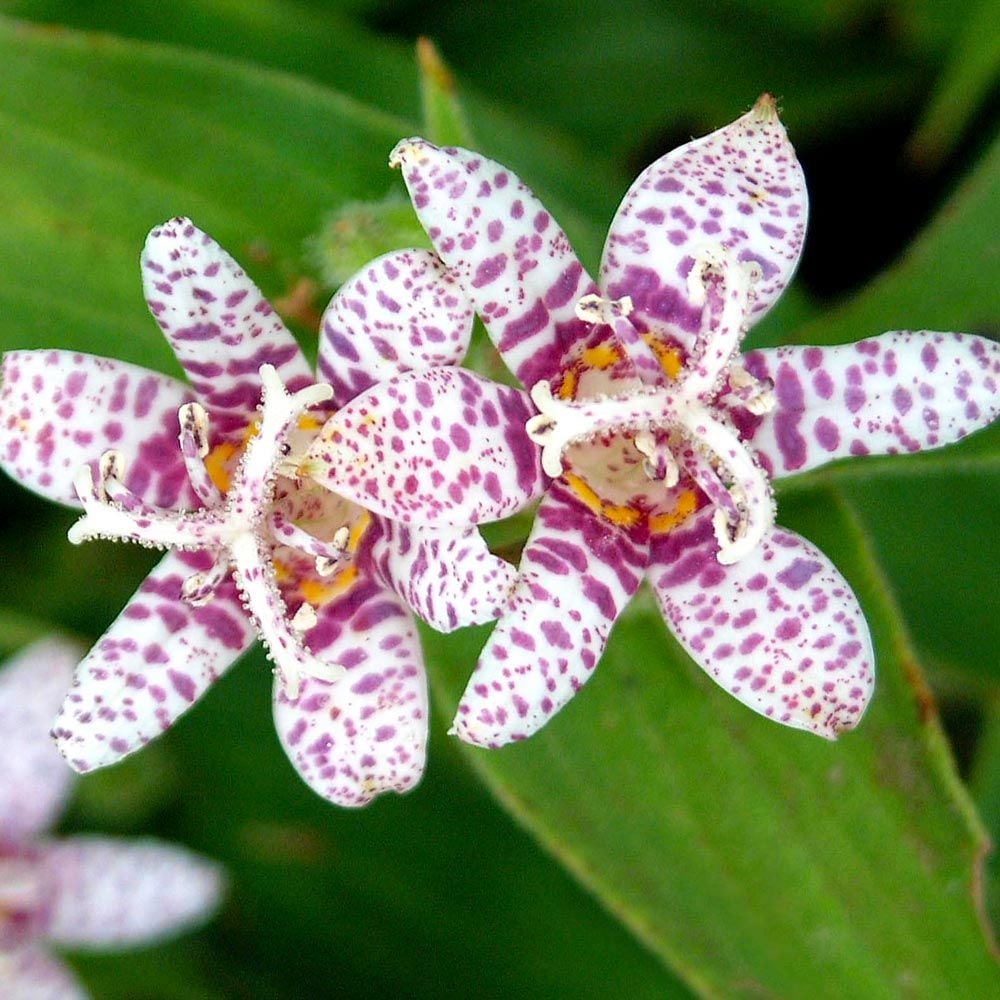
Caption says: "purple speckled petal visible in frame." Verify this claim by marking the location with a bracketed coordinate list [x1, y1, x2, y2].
[601, 95, 806, 345]
[367, 519, 515, 632]
[0, 639, 81, 839]
[52, 551, 254, 773]
[39, 835, 223, 947]
[452, 480, 648, 747]
[4, 948, 87, 1000]
[141, 218, 313, 435]
[0, 350, 197, 509]
[740, 331, 1000, 476]
[649, 508, 874, 739]
[275, 578, 427, 807]
[305, 367, 544, 527]
[317, 249, 474, 407]
[390, 138, 597, 387]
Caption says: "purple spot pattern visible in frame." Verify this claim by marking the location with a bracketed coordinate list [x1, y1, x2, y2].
[649, 508, 873, 738]
[0, 644, 222, 987]
[141, 218, 313, 436]
[52, 549, 255, 772]
[274, 583, 428, 807]
[0, 639, 80, 840]
[391, 139, 600, 387]
[39, 837, 222, 948]
[366, 518, 516, 633]
[601, 97, 806, 339]
[0, 351, 198, 509]
[307, 366, 545, 527]
[454, 481, 647, 747]
[742, 332, 1000, 474]
[316, 249, 474, 408]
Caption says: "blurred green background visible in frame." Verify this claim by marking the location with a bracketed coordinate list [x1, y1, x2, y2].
[0, 1, 997, 996]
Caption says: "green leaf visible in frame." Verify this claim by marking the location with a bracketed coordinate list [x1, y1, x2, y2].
[787, 133, 1000, 347]
[969, 698, 1000, 934]
[2, 12, 996, 998]
[0, 1, 626, 255]
[0, 14, 617, 371]
[370, 0, 928, 151]
[0, 0, 423, 122]
[426, 490, 998, 995]
[0, 17, 417, 372]
[417, 35, 475, 147]
[906, 0, 1000, 169]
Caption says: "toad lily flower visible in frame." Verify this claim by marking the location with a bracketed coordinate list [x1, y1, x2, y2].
[313, 97, 1000, 747]
[0, 639, 221, 999]
[0, 219, 529, 805]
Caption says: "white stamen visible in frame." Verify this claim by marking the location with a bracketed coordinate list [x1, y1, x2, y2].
[98, 450, 125, 500]
[291, 603, 318, 633]
[527, 379, 671, 479]
[575, 293, 633, 325]
[178, 402, 211, 458]
[178, 401, 223, 505]
[315, 525, 351, 575]
[270, 513, 350, 568]
[725, 363, 776, 416]
[634, 430, 680, 486]
[728, 364, 755, 390]
[69, 364, 353, 694]
[230, 532, 344, 701]
[525, 380, 567, 477]
[685, 243, 728, 306]
[745, 387, 776, 416]
[527, 248, 774, 564]
[679, 253, 756, 401]
[678, 404, 774, 564]
[181, 554, 231, 606]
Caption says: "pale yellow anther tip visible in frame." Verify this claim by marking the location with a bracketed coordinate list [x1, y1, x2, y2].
[749, 93, 781, 124]
[388, 138, 430, 170]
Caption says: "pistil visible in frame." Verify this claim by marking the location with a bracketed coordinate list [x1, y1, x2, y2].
[526, 249, 775, 561]
[68, 365, 351, 698]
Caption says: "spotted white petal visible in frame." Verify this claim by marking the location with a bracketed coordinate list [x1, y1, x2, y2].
[305, 367, 545, 527]
[390, 137, 597, 388]
[38, 835, 223, 948]
[53, 551, 254, 773]
[0, 351, 195, 509]
[1, 948, 87, 1000]
[0, 639, 80, 838]
[601, 95, 807, 346]
[453, 481, 647, 747]
[317, 249, 475, 407]
[274, 580, 427, 807]
[649, 508, 874, 739]
[141, 218, 313, 435]
[741, 332, 1000, 475]
[368, 519, 516, 631]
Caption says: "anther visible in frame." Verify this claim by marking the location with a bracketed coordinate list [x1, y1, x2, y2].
[575, 294, 633, 325]
[291, 603, 318, 633]
[634, 430, 679, 486]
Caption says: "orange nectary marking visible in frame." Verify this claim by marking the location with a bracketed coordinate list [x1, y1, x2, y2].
[204, 422, 260, 494]
[643, 335, 682, 378]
